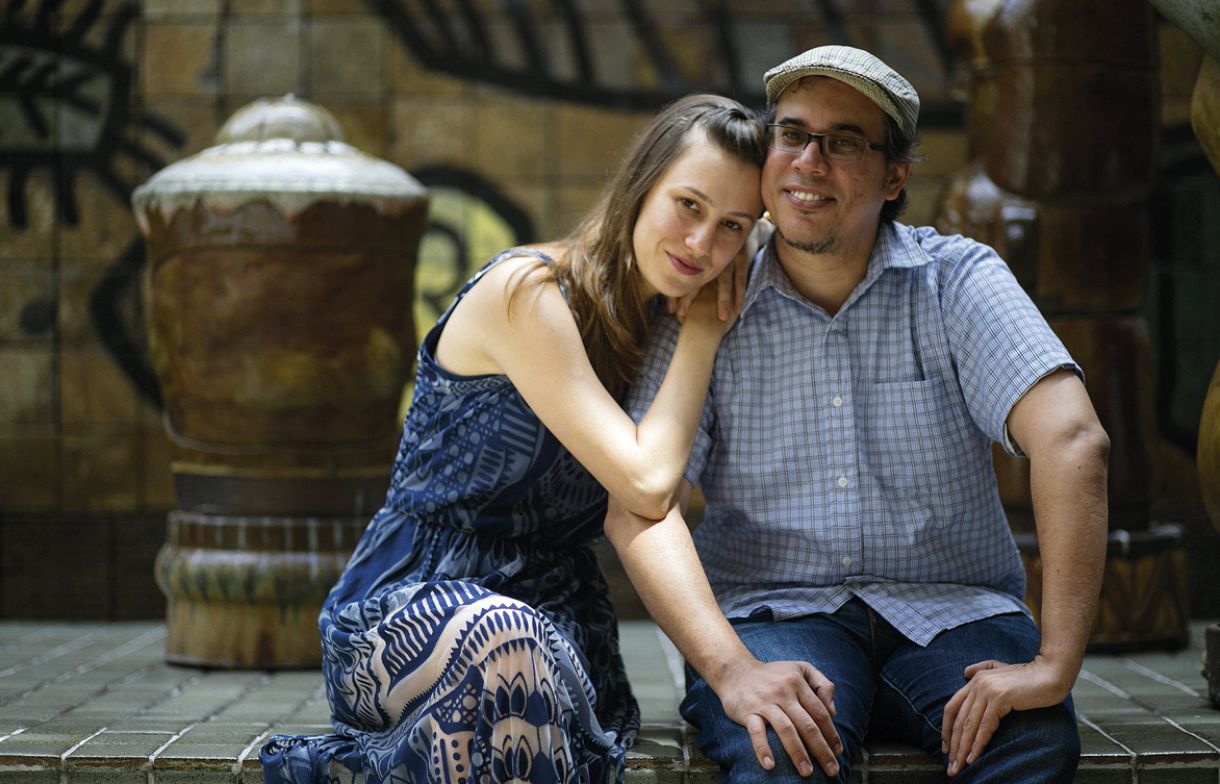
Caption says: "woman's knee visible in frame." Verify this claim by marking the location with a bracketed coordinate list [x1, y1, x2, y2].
[463, 601, 552, 651]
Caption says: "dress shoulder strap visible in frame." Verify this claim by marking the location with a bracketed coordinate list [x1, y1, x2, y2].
[490, 247, 567, 301]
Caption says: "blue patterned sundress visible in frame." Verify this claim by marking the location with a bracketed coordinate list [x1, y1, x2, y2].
[261, 250, 640, 783]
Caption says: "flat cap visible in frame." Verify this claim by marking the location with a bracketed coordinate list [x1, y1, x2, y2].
[764, 45, 920, 139]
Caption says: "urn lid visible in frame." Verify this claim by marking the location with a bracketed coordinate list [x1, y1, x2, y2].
[132, 95, 427, 232]
[1149, 0, 1220, 61]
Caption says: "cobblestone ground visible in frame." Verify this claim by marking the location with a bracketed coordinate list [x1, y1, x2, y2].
[0, 621, 1216, 782]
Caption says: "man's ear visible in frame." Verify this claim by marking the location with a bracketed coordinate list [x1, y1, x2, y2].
[884, 161, 912, 200]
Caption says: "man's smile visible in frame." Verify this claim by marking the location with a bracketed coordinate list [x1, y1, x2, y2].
[786, 186, 833, 202]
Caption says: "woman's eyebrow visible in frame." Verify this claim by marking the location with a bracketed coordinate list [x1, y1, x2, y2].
[678, 186, 755, 220]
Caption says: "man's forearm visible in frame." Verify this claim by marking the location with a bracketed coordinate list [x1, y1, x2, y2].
[1005, 369, 1110, 689]
[1029, 425, 1109, 686]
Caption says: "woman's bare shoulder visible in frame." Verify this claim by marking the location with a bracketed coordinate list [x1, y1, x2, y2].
[473, 242, 568, 295]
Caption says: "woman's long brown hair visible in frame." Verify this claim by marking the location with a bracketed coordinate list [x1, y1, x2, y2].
[511, 95, 765, 400]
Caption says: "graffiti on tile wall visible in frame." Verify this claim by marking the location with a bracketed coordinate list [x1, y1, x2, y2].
[1, 0, 184, 404]
[0, 1, 544, 410]
[2, 0, 957, 407]
[411, 166, 535, 334]
[0, 1, 183, 227]
[365, 0, 954, 114]
[361, 0, 957, 326]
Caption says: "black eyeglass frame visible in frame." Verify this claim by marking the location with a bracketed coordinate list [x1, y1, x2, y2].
[765, 123, 885, 161]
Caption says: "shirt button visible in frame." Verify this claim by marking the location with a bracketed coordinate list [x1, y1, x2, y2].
[837, 475, 848, 488]
[842, 556, 853, 567]
[832, 395, 843, 407]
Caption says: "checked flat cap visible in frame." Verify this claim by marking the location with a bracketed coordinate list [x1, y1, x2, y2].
[764, 45, 920, 139]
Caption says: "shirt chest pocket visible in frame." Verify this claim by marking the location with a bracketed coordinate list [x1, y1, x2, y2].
[859, 377, 980, 503]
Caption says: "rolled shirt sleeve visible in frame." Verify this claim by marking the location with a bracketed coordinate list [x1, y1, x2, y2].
[931, 231, 1083, 456]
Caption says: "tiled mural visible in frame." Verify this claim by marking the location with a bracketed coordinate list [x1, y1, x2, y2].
[0, 0, 1215, 618]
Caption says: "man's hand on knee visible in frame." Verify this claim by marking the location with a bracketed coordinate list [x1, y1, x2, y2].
[713, 658, 843, 778]
[941, 655, 1075, 777]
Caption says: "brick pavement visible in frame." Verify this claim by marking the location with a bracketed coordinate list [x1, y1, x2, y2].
[0, 620, 1216, 782]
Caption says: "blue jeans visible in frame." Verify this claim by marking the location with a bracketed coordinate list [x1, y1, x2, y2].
[680, 598, 1079, 783]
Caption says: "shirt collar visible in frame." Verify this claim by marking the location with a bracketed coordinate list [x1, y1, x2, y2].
[740, 234, 798, 314]
[741, 222, 932, 317]
[872, 221, 933, 271]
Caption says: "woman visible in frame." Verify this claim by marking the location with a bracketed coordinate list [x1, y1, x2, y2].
[261, 94, 765, 784]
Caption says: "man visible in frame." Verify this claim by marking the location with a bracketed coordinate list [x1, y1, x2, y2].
[606, 45, 1109, 783]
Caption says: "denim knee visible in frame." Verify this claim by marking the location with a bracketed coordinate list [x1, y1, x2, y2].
[682, 678, 857, 784]
[996, 697, 1077, 750]
[696, 726, 855, 784]
[959, 700, 1079, 784]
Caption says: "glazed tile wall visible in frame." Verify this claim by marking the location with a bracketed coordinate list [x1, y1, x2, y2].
[0, 1, 1214, 618]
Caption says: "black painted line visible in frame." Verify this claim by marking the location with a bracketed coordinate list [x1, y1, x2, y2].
[454, 0, 494, 61]
[132, 109, 187, 149]
[54, 163, 77, 225]
[696, 0, 743, 99]
[911, 0, 952, 72]
[62, 0, 104, 46]
[504, 0, 550, 78]
[100, 3, 136, 60]
[6, 163, 27, 227]
[416, 0, 464, 55]
[620, 0, 684, 91]
[33, 0, 62, 34]
[552, 0, 595, 84]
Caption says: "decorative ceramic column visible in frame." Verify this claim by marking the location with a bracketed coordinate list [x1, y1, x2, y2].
[132, 96, 429, 668]
[936, 0, 1189, 650]
[1201, 363, 1220, 705]
[1148, 0, 1220, 706]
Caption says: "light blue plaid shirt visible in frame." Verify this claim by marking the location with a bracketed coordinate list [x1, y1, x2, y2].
[627, 223, 1081, 646]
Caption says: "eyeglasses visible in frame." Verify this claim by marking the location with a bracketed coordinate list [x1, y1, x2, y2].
[766, 124, 884, 161]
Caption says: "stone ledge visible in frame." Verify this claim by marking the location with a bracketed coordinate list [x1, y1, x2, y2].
[0, 621, 1216, 782]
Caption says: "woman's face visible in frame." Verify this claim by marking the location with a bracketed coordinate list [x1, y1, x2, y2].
[631, 136, 763, 299]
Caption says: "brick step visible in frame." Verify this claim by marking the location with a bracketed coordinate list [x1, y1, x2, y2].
[0, 621, 1215, 782]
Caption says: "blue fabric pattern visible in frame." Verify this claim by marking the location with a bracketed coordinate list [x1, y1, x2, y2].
[626, 223, 1082, 646]
[262, 249, 639, 783]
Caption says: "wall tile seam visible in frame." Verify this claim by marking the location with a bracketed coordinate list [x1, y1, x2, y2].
[0, 640, 176, 743]
[232, 725, 276, 779]
[58, 725, 108, 768]
[1077, 713, 1139, 771]
[0, 630, 103, 681]
[220, 673, 314, 780]
[145, 720, 198, 769]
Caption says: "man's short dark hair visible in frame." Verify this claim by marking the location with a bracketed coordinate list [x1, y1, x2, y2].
[880, 114, 919, 223]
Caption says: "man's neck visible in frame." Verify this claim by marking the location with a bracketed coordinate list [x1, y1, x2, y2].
[774, 240, 874, 317]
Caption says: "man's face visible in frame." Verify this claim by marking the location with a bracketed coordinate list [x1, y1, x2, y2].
[762, 77, 909, 263]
